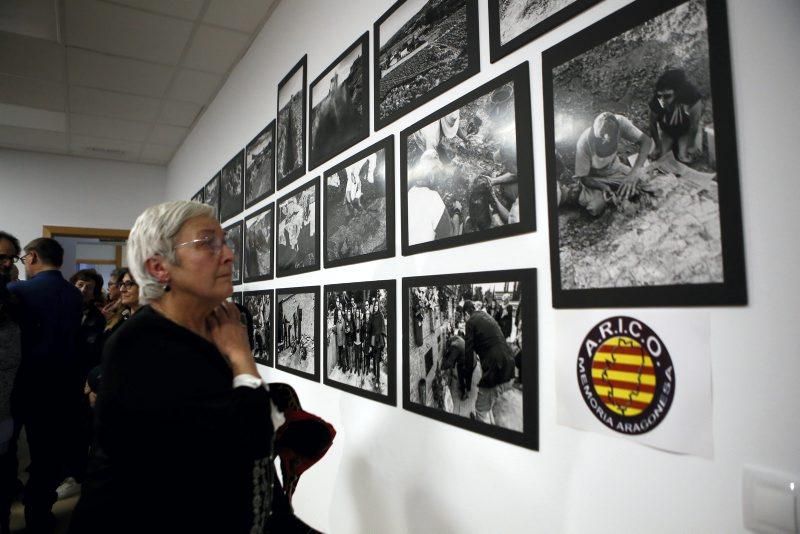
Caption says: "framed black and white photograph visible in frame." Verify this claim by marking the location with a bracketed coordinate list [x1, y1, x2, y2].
[488, 0, 602, 62]
[243, 289, 273, 366]
[309, 33, 370, 171]
[245, 121, 275, 209]
[324, 136, 395, 269]
[220, 150, 244, 222]
[543, 0, 746, 308]
[223, 220, 243, 285]
[275, 286, 320, 382]
[403, 268, 538, 450]
[244, 203, 274, 283]
[374, 0, 480, 130]
[276, 178, 320, 277]
[203, 173, 220, 220]
[324, 280, 396, 406]
[400, 62, 535, 256]
[191, 189, 203, 203]
[276, 56, 307, 189]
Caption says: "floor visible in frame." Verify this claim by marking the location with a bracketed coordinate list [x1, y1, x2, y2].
[9, 431, 78, 534]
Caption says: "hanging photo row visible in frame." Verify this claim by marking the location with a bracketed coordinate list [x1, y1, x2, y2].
[187, 0, 745, 452]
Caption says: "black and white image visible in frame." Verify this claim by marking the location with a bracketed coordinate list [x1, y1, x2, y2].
[324, 281, 396, 405]
[244, 203, 274, 282]
[223, 220, 243, 285]
[276, 286, 320, 382]
[244, 290, 273, 366]
[245, 121, 275, 208]
[324, 136, 395, 268]
[191, 189, 203, 203]
[543, 0, 745, 307]
[277, 179, 320, 277]
[220, 150, 244, 222]
[403, 269, 538, 450]
[203, 174, 220, 219]
[309, 33, 369, 170]
[488, 0, 601, 62]
[374, 0, 479, 129]
[401, 63, 535, 255]
[276, 56, 307, 188]
[229, 292, 242, 305]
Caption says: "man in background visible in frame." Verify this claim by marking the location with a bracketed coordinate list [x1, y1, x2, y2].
[8, 238, 83, 533]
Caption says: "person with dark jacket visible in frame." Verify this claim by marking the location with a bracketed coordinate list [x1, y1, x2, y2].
[441, 335, 474, 401]
[463, 300, 515, 424]
[8, 237, 83, 532]
[70, 201, 274, 534]
[368, 300, 386, 384]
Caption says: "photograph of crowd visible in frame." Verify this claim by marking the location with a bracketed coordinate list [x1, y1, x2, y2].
[191, 189, 203, 203]
[245, 121, 275, 208]
[489, 0, 601, 61]
[276, 56, 307, 188]
[324, 281, 395, 404]
[220, 150, 244, 222]
[203, 173, 220, 219]
[324, 136, 394, 268]
[401, 63, 534, 255]
[223, 221, 243, 285]
[244, 203, 274, 282]
[276, 287, 319, 381]
[244, 290, 273, 366]
[543, 0, 745, 307]
[277, 179, 320, 277]
[374, 0, 479, 128]
[309, 33, 369, 170]
[403, 269, 538, 449]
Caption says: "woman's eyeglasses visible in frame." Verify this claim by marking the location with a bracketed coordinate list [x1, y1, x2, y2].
[173, 233, 230, 255]
[118, 281, 137, 290]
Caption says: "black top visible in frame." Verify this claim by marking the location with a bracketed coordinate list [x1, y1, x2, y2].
[71, 306, 273, 534]
[465, 310, 514, 388]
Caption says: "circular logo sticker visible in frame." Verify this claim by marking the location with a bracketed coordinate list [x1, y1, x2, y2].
[577, 317, 675, 435]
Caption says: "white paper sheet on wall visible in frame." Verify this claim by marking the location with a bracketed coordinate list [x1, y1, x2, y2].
[556, 309, 713, 457]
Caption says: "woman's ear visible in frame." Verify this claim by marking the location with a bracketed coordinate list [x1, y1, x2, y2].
[145, 255, 170, 284]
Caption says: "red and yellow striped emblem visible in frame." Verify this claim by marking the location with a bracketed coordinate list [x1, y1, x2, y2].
[590, 336, 656, 417]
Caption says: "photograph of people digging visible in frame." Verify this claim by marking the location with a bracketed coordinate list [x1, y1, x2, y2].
[551, 0, 723, 291]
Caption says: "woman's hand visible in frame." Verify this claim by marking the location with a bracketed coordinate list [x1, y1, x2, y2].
[207, 302, 258, 376]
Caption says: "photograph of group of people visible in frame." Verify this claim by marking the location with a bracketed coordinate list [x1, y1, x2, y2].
[324, 283, 394, 403]
[275, 288, 319, 380]
[277, 180, 319, 277]
[403, 270, 537, 449]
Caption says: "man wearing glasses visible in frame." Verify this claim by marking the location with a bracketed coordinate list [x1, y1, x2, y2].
[6, 237, 83, 533]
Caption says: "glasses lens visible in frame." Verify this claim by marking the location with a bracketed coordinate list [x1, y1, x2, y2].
[0, 255, 16, 263]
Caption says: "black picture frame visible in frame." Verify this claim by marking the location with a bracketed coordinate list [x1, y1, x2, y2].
[191, 188, 204, 203]
[203, 173, 220, 221]
[276, 178, 320, 278]
[243, 289, 274, 367]
[373, 0, 480, 130]
[243, 202, 274, 283]
[275, 285, 320, 382]
[542, 0, 746, 308]
[220, 150, 245, 222]
[402, 268, 538, 451]
[223, 220, 243, 285]
[323, 135, 395, 269]
[245, 120, 276, 209]
[400, 62, 535, 256]
[276, 56, 308, 190]
[309, 32, 370, 171]
[323, 280, 396, 406]
[488, 0, 602, 63]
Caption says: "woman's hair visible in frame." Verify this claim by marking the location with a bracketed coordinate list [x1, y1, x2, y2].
[127, 201, 214, 304]
[70, 268, 104, 301]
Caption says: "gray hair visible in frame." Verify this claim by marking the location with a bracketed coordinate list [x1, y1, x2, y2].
[127, 200, 214, 304]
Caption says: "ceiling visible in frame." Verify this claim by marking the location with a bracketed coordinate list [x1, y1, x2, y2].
[0, 0, 278, 165]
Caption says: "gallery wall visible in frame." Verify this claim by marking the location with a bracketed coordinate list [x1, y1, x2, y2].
[166, 0, 800, 532]
[1, 148, 166, 256]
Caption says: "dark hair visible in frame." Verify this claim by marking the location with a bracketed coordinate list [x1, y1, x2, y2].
[70, 269, 104, 301]
[24, 237, 64, 267]
[462, 300, 475, 315]
[0, 231, 21, 256]
[109, 267, 126, 281]
[655, 68, 687, 92]
[116, 267, 135, 284]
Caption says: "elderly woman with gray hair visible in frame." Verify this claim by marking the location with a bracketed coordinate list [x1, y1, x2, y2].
[70, 201, 275, 534]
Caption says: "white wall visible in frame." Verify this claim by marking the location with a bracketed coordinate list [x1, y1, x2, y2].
[167, 0, 800, 532]
[0, 149, 166, 259]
